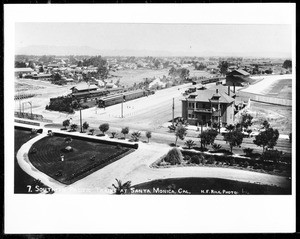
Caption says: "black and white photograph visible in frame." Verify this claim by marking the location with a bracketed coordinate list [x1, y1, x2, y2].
[4, 3, 296, 233]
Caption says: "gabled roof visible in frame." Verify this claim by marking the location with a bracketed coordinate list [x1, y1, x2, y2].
[229, 69, 250, 76]
[70, 83, 98, 91]
[188, 89, 234, 104]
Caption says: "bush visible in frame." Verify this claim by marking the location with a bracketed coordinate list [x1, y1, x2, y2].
[207, 156, 216, 164]
[190, 155, 201, 164]
[229, 158, 236, 166]
[244, 161, 249, 168]
[183, 155, 191, 162]
[165, 148, 184, 165]
[184, 139, 196, 149]
[212, 143, 222, 151]
[261, 149, 283, 163]
[99, 123, 109, 134]
[131, 131, 141, 142]
[243, 148, 254, 157]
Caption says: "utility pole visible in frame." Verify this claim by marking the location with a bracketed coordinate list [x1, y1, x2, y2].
[172, 98, 174, 126]
[28, 101, 32, 119]
[79, 108, 83, 133]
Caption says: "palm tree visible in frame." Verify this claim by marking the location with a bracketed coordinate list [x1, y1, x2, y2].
[112, 178, 131, 194]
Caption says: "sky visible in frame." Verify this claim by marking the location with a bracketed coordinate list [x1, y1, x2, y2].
[15, 23, 292, 57]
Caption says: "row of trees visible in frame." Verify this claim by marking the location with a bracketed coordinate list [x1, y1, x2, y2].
[62, 120, 152, 142]
[170, 115, 280, 154]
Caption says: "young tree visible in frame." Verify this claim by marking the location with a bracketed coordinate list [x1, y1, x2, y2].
[99, 123, 109, 135]
[253, 127, 279, 152]
[146, 131, 152, 143]
[121, 127, 129, 139]
[223, 129, 244, 153]
[199, 129, 218, 149]
[62, 119, 70, 129]
[82, 122, 89, 132]
[240, 113, 253, 130]
[174, 126, 187, 146]
[111, 132, 117, 138]
[70, 124, 78, 132]
[131, 131, 141, 142]
[225, 124, 235, 132]
[89, 128, 95, 135]
[112, 179, 131, 195]
[184, 139, 196, 149]
[262, 120, 270, 130]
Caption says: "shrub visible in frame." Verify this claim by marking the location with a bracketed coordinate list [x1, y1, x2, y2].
[131, 131, 141, 142]
[261, 149, 283, 163]
[99, 123, 109, 134]
[185, 139, 196, 149]
[165, 148, 184, 165]
[146, 131, 152, 142]
[121, 127, 129, 138]
[190, 155, 200, 164]
[229, 158, 236, 166]
[183, 155, 191, 162]
[89, 128, 95, 135]
[244, 161, 249, 168]
[212, 143, 222, 151]
[82, 122, 89, 131]
[70, 124, 78, 132]
[207, 156, 216, 164]
[243, 148, 254, 157]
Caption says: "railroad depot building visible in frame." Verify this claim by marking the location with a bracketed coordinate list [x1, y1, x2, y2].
[181, 85, 236, 127]
[70, 83, 99, 93]
[226, 69, 251, 86]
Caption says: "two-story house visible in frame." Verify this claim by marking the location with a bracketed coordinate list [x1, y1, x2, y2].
[181, 85, 235, 127]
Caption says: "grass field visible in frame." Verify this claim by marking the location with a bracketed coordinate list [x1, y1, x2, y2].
[109, 68, 170, 87]
[28, 135, 135, 185]
[14, 128, 51, 193]
[128, 177, 291, 195]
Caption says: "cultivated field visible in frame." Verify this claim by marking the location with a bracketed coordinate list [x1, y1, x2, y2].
[109, 68, 170, 87]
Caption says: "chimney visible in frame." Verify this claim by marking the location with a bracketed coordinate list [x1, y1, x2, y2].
[228, 85, 230, 96]
[216, 89, 219, 94]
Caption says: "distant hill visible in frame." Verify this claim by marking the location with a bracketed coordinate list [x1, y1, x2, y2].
[15, 45, 292, 58]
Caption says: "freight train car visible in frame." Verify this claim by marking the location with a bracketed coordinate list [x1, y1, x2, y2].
[98, 89, 153, 108]
[71, 89, 109, 100]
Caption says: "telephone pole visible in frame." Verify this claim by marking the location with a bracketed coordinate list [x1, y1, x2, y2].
[79, 108, 83, 133]
[172, 98, 174, 126]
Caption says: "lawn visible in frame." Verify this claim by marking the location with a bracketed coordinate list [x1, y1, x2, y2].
[128, 177, 291, 195]
[28, 135, 135, 185]
[14, 128, 52, 193]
